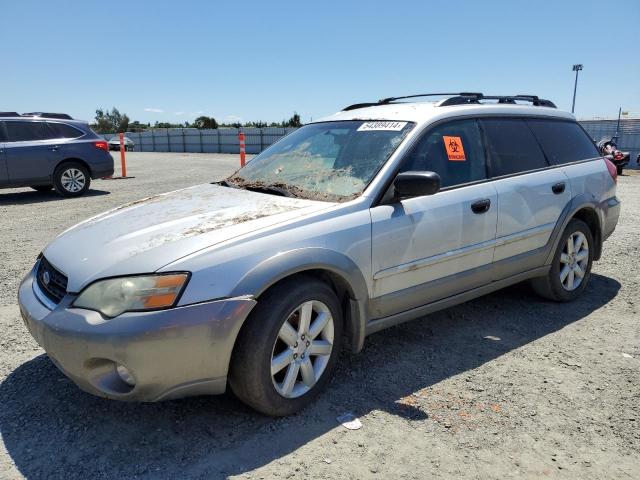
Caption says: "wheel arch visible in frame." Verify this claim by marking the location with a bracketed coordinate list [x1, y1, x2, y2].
[546, 196, 604, 265]
[230, 248, 369, 353]
[55, 157, 93, 178]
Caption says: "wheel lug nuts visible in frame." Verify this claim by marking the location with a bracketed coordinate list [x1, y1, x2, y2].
[301, 353, 305, 359]
[293, 353, 298, 359]
[306, 341, 310, 347]
[294, 342, 298, 348]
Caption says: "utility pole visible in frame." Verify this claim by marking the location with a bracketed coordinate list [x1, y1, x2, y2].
[571, 64, 583, 114]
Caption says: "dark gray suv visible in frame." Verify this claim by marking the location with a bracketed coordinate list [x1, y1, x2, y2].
[0, 115, 114, 197]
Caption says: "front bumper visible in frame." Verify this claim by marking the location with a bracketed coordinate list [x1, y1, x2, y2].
[18, 268, 256, 401]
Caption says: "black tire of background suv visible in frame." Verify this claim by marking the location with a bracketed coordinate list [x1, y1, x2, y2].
[530, 218, 594, 302]
[30, 185, 53, 193]
[229, 276, 343, 416]
[53, 162, 91, 197]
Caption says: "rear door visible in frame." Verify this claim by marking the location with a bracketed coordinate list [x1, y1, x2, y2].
[370, 118, 498, 318]
[480, 117, 571, 279]
[4, 120, 61, 184]
[0, 122, 8, 185]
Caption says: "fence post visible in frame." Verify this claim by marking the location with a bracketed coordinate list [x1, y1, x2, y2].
[199, 129, 203, 153]
[167, 128, 170, 152]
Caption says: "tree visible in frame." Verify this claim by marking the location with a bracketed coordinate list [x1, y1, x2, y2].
[285, 112, 302, 128]
[193, 116, 219, 129]
[92, 107, 130, 133]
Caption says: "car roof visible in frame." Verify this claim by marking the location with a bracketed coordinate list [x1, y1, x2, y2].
[314, 101, 575, 126]
[0, 116, 89, 125]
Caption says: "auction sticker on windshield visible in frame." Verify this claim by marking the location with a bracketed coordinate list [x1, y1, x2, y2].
[357, 121, 407, 132]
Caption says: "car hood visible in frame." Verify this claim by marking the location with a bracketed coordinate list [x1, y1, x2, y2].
[43, 184, 334, 292]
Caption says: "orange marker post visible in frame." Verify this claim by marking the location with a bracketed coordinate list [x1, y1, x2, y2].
[119, 132, 127, 177]
[239, 132, 246, 167]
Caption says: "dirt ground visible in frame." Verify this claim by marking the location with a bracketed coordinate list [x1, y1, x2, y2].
[0, 153, 638, 480]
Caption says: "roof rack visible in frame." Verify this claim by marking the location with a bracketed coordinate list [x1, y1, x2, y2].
[342, 92, 556, 111]
[22, 112, 74, 119]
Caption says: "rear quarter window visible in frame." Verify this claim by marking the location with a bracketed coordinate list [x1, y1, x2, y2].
[46, 122, 84, 139]
[481, 118, 548, 177]
[526, 119, 599, 165]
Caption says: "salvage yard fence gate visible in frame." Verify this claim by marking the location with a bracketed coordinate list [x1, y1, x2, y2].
[103, 120, 640, 167]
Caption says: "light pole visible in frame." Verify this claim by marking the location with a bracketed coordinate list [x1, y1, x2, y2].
[571, 64, 583, 114]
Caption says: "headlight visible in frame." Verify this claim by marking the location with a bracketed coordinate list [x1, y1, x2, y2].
[73, 273, 189, 318]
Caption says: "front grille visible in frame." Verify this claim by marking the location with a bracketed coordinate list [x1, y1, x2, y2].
[36, 257, 68, 304]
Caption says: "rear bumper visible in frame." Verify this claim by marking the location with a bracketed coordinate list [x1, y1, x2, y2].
[18, 268, 256, 401]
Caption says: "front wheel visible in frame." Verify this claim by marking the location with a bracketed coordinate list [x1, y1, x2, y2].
[229, 277, 343, 416]
[531, 218, 594, 301]
[53, 162, 91, 197]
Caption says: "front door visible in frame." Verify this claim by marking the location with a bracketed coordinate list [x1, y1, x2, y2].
[3, 120, 60, 184]
[370, 118, 498, 319]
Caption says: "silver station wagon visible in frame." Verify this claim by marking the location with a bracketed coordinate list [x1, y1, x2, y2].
[18, 93, 621, 416]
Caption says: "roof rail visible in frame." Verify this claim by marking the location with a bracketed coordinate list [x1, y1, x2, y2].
[342, 92, 556, 111]
[0, 112, 20, 117]
[22, 112, 73, 119]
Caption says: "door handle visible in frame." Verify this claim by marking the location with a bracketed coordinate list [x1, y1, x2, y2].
[471, 198, 491, 214]
[552, 182, 566, 194]
[49, 145, 60, 151]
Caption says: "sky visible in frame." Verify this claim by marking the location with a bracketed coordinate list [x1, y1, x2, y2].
[1, 0, 639, 124]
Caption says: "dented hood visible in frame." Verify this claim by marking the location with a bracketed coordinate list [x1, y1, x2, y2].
[43, 184, 333, 292]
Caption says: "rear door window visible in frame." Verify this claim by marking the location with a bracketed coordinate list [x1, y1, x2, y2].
[481, 118, 548, 177]
[526, 119, 599, 165]
[4, 121, 47, 142]
[45, 122, 84, 139]
[399, 118, 487, 188]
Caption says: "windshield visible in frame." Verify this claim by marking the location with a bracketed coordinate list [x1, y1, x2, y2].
[227, 120, 414, 202]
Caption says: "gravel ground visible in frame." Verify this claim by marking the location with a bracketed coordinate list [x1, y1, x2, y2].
[0, 153, 638, 480]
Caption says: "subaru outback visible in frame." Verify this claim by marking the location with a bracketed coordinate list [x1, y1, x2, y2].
[0, 114, 114, 197]
[18, 93, 620, 415]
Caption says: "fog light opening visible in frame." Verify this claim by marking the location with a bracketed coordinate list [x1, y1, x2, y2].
[116, 364, 136, 387]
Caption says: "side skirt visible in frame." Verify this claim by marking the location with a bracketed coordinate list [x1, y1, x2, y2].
[365, 266, 549, 336]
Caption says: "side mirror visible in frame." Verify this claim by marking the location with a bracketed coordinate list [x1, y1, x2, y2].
[394, 171, 441, 199]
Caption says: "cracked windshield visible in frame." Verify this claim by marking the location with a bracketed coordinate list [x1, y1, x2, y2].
[228, 120, 414, 201]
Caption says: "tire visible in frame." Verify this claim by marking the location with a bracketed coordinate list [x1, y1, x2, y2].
[53, 162, 91, 197]
[616, 165, 624, 175]
[30, 185, 53, 193]
[531, 218, 594, 302]
[229, 277, 343, 416]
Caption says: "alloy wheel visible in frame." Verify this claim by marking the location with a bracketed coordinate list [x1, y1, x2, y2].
[60, 168, 86, 193]
[559, 231, 589, 291]
[270, 300, 334, 398]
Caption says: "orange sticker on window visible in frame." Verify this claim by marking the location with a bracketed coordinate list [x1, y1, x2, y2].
[443, 136, 466, 161]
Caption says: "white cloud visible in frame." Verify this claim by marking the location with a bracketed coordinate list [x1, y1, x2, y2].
[144, 107, 163, 113]
[175, 111, 185, 116]
[190, 111, 204, 115]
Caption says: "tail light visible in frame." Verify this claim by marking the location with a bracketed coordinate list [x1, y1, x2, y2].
[613, 151, 624, 161]
[604, 157, 617, 183]
[94, 141, 109, 151]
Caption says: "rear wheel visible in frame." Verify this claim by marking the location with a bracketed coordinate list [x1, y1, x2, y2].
[531, 219, 594, 301]
[53, 162, 91, 197]
[30, 185, 53, 193]
[229, 277, 342, 416]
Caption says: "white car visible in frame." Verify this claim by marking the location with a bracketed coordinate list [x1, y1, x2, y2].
[107, 135, 134, 151]
[18, 93, 620, 415]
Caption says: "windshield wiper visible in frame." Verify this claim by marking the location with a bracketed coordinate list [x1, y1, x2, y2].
[217, 177, 299, 198]
[244, 184, 298, 198]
